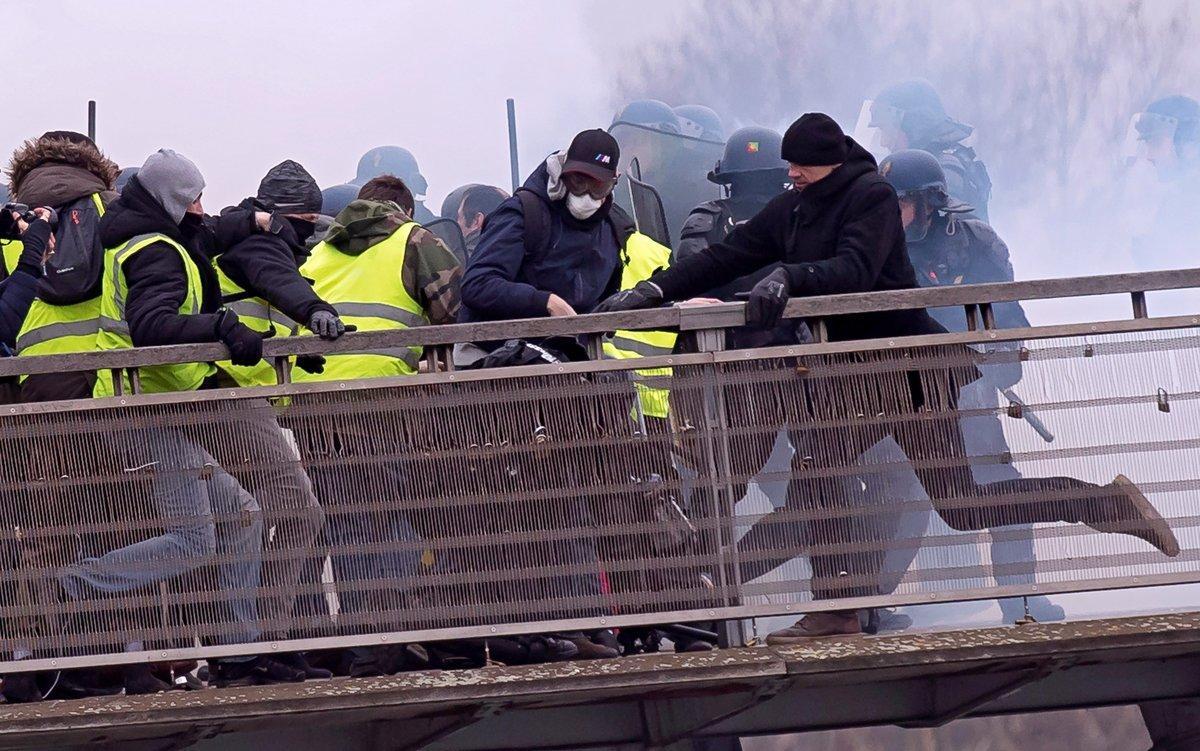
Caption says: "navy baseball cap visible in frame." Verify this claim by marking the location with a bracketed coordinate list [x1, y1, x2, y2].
[562, 129, 620, 181]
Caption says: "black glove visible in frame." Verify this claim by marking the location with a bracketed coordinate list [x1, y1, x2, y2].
[215, 309, 265, 366]
[746, 267, 791, 329]
[308, 309, 346, 340]
[15, 220, 53, 273]
[295, 354, 326, 374]
[0, 207, 19, 240]
[592, 281, 664, 314]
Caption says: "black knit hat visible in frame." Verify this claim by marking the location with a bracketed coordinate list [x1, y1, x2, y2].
[256, 160, 323, 214]
[781, 113, 849, 166]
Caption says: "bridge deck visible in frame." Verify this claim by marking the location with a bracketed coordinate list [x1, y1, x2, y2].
[3, 611, 1199, 750]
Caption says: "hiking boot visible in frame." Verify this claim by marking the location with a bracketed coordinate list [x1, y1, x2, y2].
[210, 656, 306, 688]
[1, 673, 43, 703]
[277, 652, 333, 680]
[346, 648, 390, 678]
[766, 611, 862, 644]
[591, 629, 622, 653]
[123, 664, 172, 696]
[1087, 475, 1180, 557]
[524, 635, 579, 663]
[562, 632, 620, 660]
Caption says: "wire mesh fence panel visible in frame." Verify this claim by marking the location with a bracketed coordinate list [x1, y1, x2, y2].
[0, 325, 1197, 672]
[723, 329, 1200, 609]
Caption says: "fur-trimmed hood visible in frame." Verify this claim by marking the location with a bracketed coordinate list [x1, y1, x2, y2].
[7, 136, 120, 206]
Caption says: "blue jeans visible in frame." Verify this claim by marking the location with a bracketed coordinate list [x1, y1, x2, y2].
[59, 427, 263, 647]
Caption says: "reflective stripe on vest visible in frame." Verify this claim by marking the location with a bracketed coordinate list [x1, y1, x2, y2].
[93, 232, 214, 397]
[13, 195, 107, 377]
[601, 231, 677, 419]
[212, 262, 293, 387]
[294, 221, 426, 382]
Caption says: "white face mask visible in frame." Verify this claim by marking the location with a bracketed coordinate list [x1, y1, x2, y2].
[566, 192, 604, 220]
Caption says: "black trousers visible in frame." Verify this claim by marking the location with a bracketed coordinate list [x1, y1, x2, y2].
[700, 349, 1125, 600]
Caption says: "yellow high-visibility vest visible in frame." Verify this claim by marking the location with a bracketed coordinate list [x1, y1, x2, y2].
[94, 232, 214, 397]
[14, 195, 107, 379]
[294, 221, 427, 383]
[602, 231, 677, 419]
[212, 262, 294, 387]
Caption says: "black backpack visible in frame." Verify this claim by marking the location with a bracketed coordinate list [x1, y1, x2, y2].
[37, 193, 108, 305]
[513, 188, 636, 258]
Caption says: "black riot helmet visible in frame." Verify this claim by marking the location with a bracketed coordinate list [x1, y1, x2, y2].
[611, 99, 682, 135]
[1144, 95, 1200, 146]
[708, 126, 787, 185]
[879, 149, 971, 213]
[674, 105, 725, 142]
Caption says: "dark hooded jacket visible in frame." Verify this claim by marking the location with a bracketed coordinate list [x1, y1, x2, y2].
[651, 137, 944, 342]
[98, 176, 256, 348]
[0, 223, 46, 350]
[460, 159, 622, 323]
[8, 136, 120, 402]
[216, 198, 335, 325]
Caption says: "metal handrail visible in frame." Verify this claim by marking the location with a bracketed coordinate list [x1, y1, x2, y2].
[0, 268, 1196, 380]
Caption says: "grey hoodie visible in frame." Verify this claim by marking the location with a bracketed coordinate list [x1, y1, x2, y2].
[137, 149, 205, 224]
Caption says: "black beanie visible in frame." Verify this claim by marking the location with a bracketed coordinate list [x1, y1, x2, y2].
[256, 160, 323, 214]
[781, 113, 848, 166]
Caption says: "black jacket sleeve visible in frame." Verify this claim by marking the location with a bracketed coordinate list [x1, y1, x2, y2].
[0, 268, 38, 351]
[123, 242, 223, 346]
[787, 183, 901, 296]
[0, 220, 50, 349]
[217, 235, 335, 325]
[651, 199, 784, 301]
[194, 209, 257, 259]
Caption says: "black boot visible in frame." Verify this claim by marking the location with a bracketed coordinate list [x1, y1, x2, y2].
[1, 673, 43, 703]
[277, 652, 333, 680]
[123, 664, 172, 695]
[210, 656, 306, 688]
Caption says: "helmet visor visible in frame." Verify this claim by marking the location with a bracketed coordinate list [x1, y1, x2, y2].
[1123, 112, 1179, 162]
[852, 100, 890, 159]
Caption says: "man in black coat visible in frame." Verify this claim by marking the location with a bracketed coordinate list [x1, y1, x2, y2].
[596, 113, 1179, 640]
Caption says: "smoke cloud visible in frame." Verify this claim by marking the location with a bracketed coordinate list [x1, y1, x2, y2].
[612, 0, 1200, 296]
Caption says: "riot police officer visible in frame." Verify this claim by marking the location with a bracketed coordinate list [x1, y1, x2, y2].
[859, 79, 993, 221]
[609, 100, 725, 248]
[880, 149, 1063, 623]
[1123, 95, 1200, 271]
[676, 126, 795, 348]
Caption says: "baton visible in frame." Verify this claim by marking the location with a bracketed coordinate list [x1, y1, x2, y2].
[1002, 387, 1055, 443]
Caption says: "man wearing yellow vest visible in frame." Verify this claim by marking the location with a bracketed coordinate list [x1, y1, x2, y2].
[291, 175, 461, 677]
[7, 131, 120, 402]
[214, 160, 346, 388]
[70, 149, 321, 687]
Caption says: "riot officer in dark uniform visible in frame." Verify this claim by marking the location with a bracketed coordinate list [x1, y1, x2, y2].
[857, 79, 993, 221]
[677, 126, 797, 348]
[880, 149, 1063, 623]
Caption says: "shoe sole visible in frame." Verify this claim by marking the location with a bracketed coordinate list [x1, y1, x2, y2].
[765, 630, 861, 645]
[1114, 474, 1180, 557]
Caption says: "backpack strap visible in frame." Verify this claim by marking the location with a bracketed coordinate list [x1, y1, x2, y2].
[515, 188, 549, 257]
[514, 188, 638, 261]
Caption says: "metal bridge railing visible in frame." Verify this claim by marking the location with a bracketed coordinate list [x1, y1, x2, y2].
[0, 269, 1197, 674]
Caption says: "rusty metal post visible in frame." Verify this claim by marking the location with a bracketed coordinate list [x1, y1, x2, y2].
[693, 325, 747, 648]
[1132, 291, 1149, 319]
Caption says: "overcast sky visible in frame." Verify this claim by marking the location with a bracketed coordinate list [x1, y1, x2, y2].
[3, 0, 684, 210]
